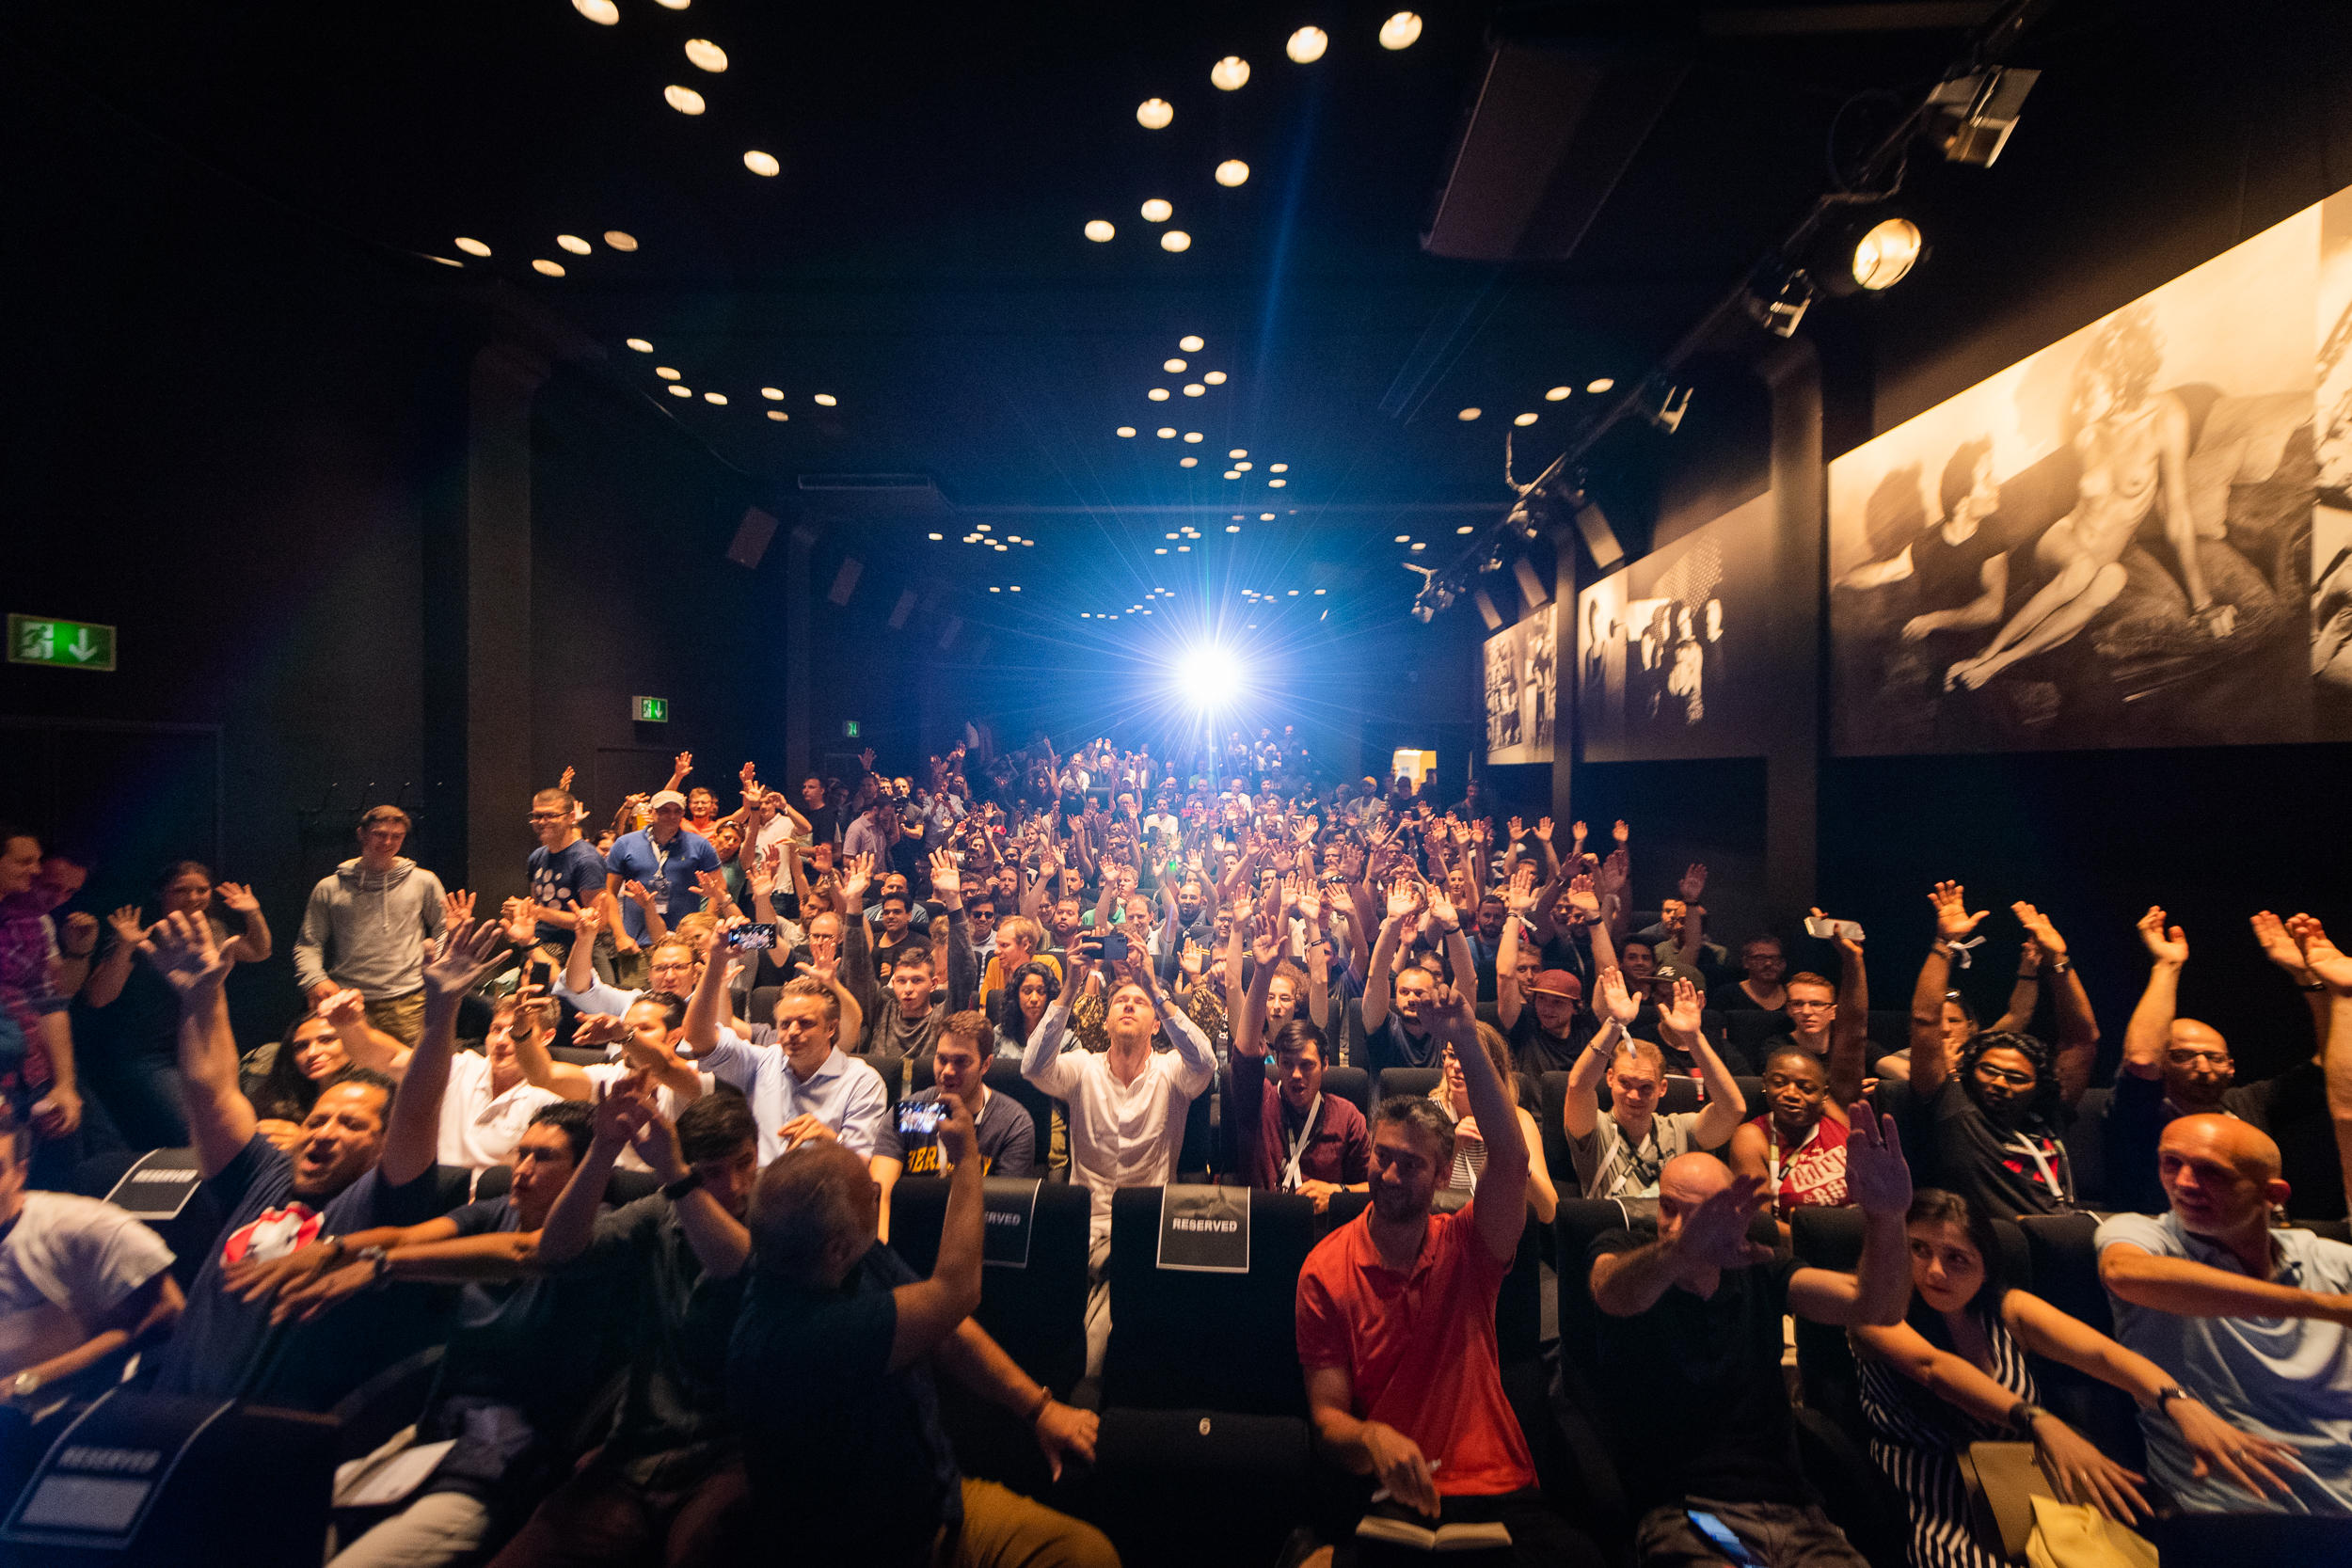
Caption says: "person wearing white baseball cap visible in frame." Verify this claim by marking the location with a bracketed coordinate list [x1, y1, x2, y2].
[603, 789, 719, 947]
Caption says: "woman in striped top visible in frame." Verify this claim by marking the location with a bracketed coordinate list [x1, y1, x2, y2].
[1429, 1022, 1558, 1224]
[1852, 1189, 2260, 1568]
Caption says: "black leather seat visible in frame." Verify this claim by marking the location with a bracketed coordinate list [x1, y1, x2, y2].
[2017, 1212, 2145, 1467]
[1250, 1057, 1372, 1123]
[470, 1163, 658, 1207]
[2064, 1085, 2110, 1208]
[1376, 1066, 1440, 1105]
[1725, 1008, 1784, 1061]
[1342, 996, 1369, 1069]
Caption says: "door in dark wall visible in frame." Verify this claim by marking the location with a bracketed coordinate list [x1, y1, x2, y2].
[0, 718, 222, 911]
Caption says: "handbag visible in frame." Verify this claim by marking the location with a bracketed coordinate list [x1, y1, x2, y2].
[2025, 1494, 2158, 1568]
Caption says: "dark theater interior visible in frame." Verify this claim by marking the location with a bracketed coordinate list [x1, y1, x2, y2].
[6, 2, 2352, 1564]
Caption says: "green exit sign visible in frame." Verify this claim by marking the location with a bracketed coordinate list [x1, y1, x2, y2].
[9, 614, 116, 672]
[844, 720, 860, 738]
[633, 695, 669, 722]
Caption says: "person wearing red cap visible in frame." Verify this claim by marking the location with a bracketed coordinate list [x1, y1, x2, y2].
[1496, 910, 1596, 1077]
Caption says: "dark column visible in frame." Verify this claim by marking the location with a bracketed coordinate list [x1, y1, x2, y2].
[464, 341, 548, 896]
[1758, 338, 1821, 916]
[783, 522, 815, 788]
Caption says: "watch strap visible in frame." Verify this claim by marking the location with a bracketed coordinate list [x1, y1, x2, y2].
[661, 1170, 706, 1202]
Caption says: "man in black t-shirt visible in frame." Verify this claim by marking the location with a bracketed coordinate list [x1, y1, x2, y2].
[1586, 1118, 1914, 1567]
[141, 910, 509, 1411]
[731, 1096, 1112, 1567]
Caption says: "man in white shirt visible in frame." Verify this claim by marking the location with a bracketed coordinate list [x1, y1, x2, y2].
[682, 952, 888, 1166]
[0, 1107, 184, 1400]
[434, 994, 570, 1175]
[1022, 942, 1216, 1376]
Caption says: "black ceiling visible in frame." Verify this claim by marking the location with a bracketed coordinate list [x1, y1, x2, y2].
[12, 0, 2343, 635]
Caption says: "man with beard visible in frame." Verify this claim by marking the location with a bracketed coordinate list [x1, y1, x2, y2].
[1881, 883, 2097, 1217]
[2107, 908, 2240, 1213]
[1227, 915, 1369, 1210]
[1292, 987, 1602, 1568]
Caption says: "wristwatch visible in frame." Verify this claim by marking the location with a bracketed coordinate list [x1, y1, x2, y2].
[2009, 1400, 2050, 1435]
[2153, 1386, 2194, 1414]
[661, 1170, 707, 1202]
[358, 1245, 393, 1291]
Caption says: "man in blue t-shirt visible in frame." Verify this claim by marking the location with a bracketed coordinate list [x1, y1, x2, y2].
[137, 907, 508, 1411]
[604, 791, 719, 944]
[525, 786, 606, 954]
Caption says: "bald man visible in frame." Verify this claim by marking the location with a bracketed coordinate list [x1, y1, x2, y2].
[1585, 1122, 1914, 1566]
[2107, 910, 2238, 1212]
[2098, 1114, 2352, 1513]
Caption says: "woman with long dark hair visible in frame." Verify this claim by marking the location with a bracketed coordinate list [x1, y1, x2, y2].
[1851, 1188, 2283, 1567]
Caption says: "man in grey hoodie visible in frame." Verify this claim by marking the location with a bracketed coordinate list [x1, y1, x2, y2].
[292, 806, 448, 1045]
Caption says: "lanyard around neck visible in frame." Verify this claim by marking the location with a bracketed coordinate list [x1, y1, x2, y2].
[1281, 1093, 1323, 1191]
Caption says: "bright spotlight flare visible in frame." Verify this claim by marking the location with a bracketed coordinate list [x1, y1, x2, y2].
[1175, 643, 1249, 711]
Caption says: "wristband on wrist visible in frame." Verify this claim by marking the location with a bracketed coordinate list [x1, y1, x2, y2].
[661, 1170, 706, 1202]
[1026, 1385, 1054, 1423]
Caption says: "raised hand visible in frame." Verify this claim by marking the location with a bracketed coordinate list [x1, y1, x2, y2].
[1929, 881, 1989, 942]
[2137, 906, 2188, 966]
[2250, 911, 2313, 981]
[1424, 883, 1460, 932]
[2011, 901, 2068, 961]
[1534, 816, 1554, 844]
[1504, 866, 1537, 915]
[1612, 819, 1629, 846]
[928, 849, 961, 905]
[557, 766, 577, 795]
[1179, 940, 1204, 978]
[1677, 863, 1708, 903]
[1250, 917, 1282, 967]
[1568, 874, 1600, 921]
[1597, 848, 1629, 896]
[139, 910, 233, 1001]
[2296, 915, 2352, 996]
[1507, 816, 1526, 841]
[695, 869, 730, 905]
[1597, 966, 1639, 1026]
[1570, 820, 1588, 847]
[1842, 1109, 1915, 1219]
[443, 889, 477, 930]
[673, 751, 693, 778]
[590, 1074, 656, 1151]
[1385, 879, 1421, 923]
[840, 852, 875, 905]
[1672, 1174, 1773, 1270]
[317, 988, 368, 1031]
[623, 879, 656, 908]
[215, 880, 261, 914]
[572, 901, 603, 944]
[106, 905, 149, 947]
[422, 916, 508, 1003]
[1661, 975, 1703, 1035]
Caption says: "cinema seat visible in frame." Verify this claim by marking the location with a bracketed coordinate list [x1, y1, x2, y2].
[1376, 1067, 1440, 1105]
[2017, 1213, 2144, 1467]
[1725, 1008, 1784, 1062]
[470, 1164, 659, 1207]
[1251, 1057, 1372, 1124]
[1343, 997, 1369, 1069]
[2062, 1085, 2110, 1208]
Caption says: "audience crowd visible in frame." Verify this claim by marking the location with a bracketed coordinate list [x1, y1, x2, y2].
[4, 726, 2352, 1567]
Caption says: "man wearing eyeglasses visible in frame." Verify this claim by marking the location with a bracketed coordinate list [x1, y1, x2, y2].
[2109, 907, 2239, 1213]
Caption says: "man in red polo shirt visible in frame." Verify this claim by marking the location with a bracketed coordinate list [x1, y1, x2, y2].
[1295, 988, 1603, 1568]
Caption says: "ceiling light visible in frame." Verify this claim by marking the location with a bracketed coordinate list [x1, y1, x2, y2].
[1155, 547, 1168, 555]
[1545, 386, 1570, 401]
[626, 338, 653, 352]
[1379, 11, 1423, 49]
[976, 522, 991, 531]
[652, 0, 687, 8]
[1287, 25, 1328, 63]
[928, 532, 943, 540]
[1394, 534, 1410, 543]
[704, 391, 726, 404]
[767, 410, 787, 421]
[1410, 541, 1427, 551]
[1235, 462, 1252, 471]
[1161, 230, 1191, 252]
[1181, 457, 1198, 467]
[1457, 406, 1481, 420]
[1117, 425, 1136, 437]
[990, 586, 1000, 593]
[760, 387, 783, 400]
[814, 393, 837, 406]
[664, 85, 707, 115]
[1261, 513, 1275, 520]
[454, 237, 491, 257]
[1224, 470, 1239, 480]
[1228, 524, 1241, 531]
[1586, 377, 1614, 394]
[1203, 371, 1227, 384]
[1148, 388, 1170, 401]
[1181, 336, 1205, 352]
[743, 150, 781, 177]
[1268, 478, 1286, 487]
[1022, 538, 1034, 546]
[1165, 358, 1187, 372]
[1268, 463, 1287, 472]
[656, 366, 681, 380]
[1458, 525, 1474, 533]
[1514, 412, 1537, 426]
[1183, 432, 1202, 443]
[1926, 68, 2039, 166]
[1216, 160, 1249, 187]
[1287, 590, 1300, 596]
[683, 38, 727, 71]
[669, 386, 692, 398]
[1313, 588, 1327, 594]
[1211, 55, 1250, 91]
[1183, 384, 1204, 397]
[1817, 212, 1925, 293]
[573, 0, 619, 23]
[1140, 198, 1172, 223]
[1085, 219, 1115, 242]
[1228, 448, 1248, 458]
[1136, 98, 1173, 130]
[1157, 427, 1177, 437]
[532, 259, 565, 277]
[1010, 585, 1022, 592]
[1177, 546, 1191, 553]
[603, 230, 639, 251]
[557, 234, 591, 255]
[994, 543, 1008, 550]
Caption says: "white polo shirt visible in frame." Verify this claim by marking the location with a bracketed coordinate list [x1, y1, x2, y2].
[436, 1050, 565, 1173]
